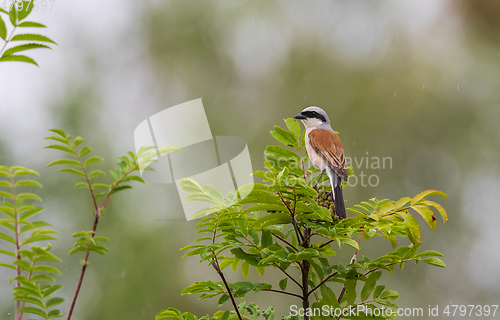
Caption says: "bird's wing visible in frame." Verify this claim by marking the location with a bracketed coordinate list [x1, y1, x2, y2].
[308, 129, 348, 181]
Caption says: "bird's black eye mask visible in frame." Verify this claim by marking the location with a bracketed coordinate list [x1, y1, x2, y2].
[301, 111, 326, 123]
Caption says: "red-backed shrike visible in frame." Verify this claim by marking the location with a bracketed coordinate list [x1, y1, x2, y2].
[294, 106, 348, 219]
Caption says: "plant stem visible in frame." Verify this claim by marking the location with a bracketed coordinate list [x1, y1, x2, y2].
[66, 162, 137, 320]
[271, 233, 298, 252]
[243, 234, 303, 290]
[261, 289, 303, 299]
[302, 227, 311, 320]
[0, 25, 17, 57]
[11, 174, 22, 320]
[212, 255, 242, 320]
[307, 272, 338, 298]
[66, 220, 97, 320]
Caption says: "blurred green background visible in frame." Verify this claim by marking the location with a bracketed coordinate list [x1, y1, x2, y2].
[1, 0, 500, 319]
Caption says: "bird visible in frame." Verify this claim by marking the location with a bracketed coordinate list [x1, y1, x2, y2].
[294, 106, 348, 219]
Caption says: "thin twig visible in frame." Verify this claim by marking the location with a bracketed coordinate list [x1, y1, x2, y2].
[319, 239, 334, 248]
[335, 234, 362, 305]
[243, 235, 303, 290]
[262, 288, 303, 299]
[1, 26, 17, 57]
[301, 227, 311, 320]
[272, 233, 298, 252]
[307, 272, 338, 298]
[212, 254, 243, 320]
[67, 161, 137, 320]
[11, 174, 22, 320]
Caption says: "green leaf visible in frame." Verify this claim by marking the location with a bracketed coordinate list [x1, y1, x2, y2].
[11, 33, 57, 44]
[420, 257, 446, 268]
[263, 306, 275, 320]
[270, 126, 297, 148]
[68, 247, 87, 256]
[202, 184, 224, 204]
[47, 159, 80, 167]
[13, 168, 40, 177]
[0, 262, 16, 270]
[278, 278, 287, 291]
[261, 228, 272, 248]
[17, 1, 35, 21]
[47, 309, 64, 318]
[0, 54, 38, 66]
[48, 129, 67, 138]
[33, 265, 62, 275]
[0, 232, 16, 245]
[15, 180, 43, 188]
[411, 189, 447, 205]
[84, 156, 103, 167]
[0, 15, 6, 40]
[15, 296, 44, 308]
[122, 175, 145, 184]
[412, 205, 437, 231]
[79, 146, 92, 157]
[0, 248, 16, 257]
[9, 3, 17, 25]
[46, 297, 65, 308]
[18, 307, 47, 318]
[43, 285, 62, 298]
[264, 145, 300, 162]
[361, 271, 382, 301]
[74, 182, 89, 189]
[30, 274, 55, 282]
[21, 234, 57, 246]
[59, 168, 85, 177]
[110, 169, 121, 181]
[88, 170, 105, 179]
[241, 261, 250, 278]
[109, 185, 132, 195]
[18, 21, 47, 28]
[414, 250, 444, 258]
[13, 259, 31, 271]
[0, 180, 13, 187]
[17, 192, 42, 202]
[379, 290, 399, 301]
[284, 118, 301, 140]
[345, 271, 357, 305]
[3, 43, 51, 56]
[218, 294, 230, 307]
[44, 144, 75, 155]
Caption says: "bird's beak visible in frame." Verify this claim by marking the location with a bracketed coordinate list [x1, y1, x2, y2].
[294, 113, 306, 120]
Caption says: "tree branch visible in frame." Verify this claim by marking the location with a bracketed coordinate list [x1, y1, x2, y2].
[272, 233, 298, 252]
[262, 288, 303, 299]
[307, 272, 338, 298]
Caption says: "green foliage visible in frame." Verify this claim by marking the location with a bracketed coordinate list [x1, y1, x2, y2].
[156, 301, 274, 320]
[43, 128, 179, 319]
[0, 166, 64, 319]
[0, 0, 55, 66]
[157, 118, 449, 320]
[44, 128, 179, 261]
[45, 128, 179, 205]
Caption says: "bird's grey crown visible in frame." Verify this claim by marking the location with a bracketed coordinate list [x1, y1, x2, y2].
[300, 106, 330, 124]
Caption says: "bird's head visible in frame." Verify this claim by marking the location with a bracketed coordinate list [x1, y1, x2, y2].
[294, 106, 330, 128]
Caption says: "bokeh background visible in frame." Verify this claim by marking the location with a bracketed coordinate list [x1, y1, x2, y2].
[1, 0, 500, 319]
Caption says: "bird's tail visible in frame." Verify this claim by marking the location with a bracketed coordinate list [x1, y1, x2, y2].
[333, 176, 346, 219]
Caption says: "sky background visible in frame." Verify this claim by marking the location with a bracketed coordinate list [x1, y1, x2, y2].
[1, 0, 500, 319]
